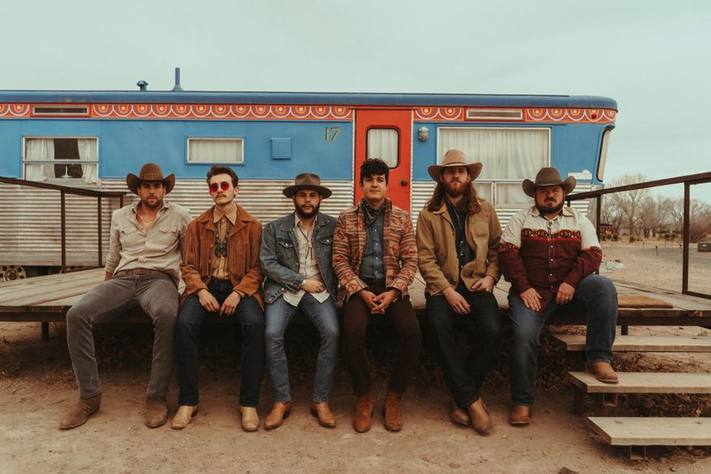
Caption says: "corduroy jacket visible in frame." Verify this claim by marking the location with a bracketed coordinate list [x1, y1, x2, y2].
[416, 198, 502, 296]
[181, 204, 264, 308]
[332, 198, 418, 302]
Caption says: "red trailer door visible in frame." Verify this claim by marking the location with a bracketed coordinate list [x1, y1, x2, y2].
[354, 109, 412, 212]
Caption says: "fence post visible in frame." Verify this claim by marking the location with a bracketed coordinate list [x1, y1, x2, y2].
[97, 196, 102, 266]
[60, 190, 66, 267]
[682, 182, 690, 294]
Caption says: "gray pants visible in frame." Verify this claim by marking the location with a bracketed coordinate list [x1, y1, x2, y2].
[65, 273, 178, 399]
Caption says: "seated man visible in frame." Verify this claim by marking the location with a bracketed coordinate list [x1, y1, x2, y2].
[172, 166, 265, 432]
[333, 158, 421, 433]
[416, 149, 502, 435]
[498, 167, 618, 426]
[260, 173, 339, 430]
[61, 163, 191, 430]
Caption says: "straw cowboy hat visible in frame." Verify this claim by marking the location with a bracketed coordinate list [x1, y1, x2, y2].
[126, 163, 175, 194]
[522, 167, 576, 197]
[427, 149, 483, 181]
[283, 172, 332, 198]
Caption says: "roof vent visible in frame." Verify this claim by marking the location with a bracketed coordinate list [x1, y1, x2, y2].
[172, 67, 183, 92]
[137, 80, 148, 91]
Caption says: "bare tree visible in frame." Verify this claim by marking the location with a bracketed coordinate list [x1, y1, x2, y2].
[608, 174, 650, 239]
[638, 195, 673, 237]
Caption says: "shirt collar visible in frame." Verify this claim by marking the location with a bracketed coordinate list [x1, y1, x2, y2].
[213, 203, 237, 224]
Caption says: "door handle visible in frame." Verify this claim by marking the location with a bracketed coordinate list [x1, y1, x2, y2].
[400, 179, 408, 186]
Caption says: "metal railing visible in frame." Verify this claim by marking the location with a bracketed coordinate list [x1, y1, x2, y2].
[0, 176, 126, 267]
[567, 171, 711, 300]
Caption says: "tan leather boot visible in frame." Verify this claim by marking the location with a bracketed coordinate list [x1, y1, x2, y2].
[310, 402, 336, 428]
[451, 402, 470, 427]
[509, 404, 531, 426]
[59, 393, 101, 430]
[383, 391, 403, 432]
[171, 405, 199, 430]
[467, 398, 493, 435]
[240, 405, 260, 432]
[587, 361, 619, 384]
[264, 401, 291, 430]
[352, 394, 375, 433]
[144, 398, 168, 428]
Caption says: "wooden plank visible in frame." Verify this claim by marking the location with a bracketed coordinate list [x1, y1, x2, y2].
[568, 371, 711, 394]
[0, 268, 103, 290]
[554, 334, 711, 352]
[588, 417, 711, 446]
[0, 271, 103, 305]
[0, 277, 102, 306]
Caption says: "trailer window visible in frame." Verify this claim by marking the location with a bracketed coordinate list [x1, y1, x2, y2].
[597, 128, 612, 181]
[23, 137, 98, 184]
[438, 127, 550, 205]
[367, 128, 399, 167]
[188, 138, 244, 164]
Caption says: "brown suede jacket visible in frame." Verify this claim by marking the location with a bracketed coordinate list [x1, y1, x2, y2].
[181, 204, 264, 308]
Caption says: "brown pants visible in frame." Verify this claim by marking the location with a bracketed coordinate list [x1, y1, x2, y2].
[341, 282, 421, 396]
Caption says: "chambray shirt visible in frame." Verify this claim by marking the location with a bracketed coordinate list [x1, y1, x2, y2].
[105, 200, 192, 284]
[359, 202, 385, 281]
[282, 214, 330, 306]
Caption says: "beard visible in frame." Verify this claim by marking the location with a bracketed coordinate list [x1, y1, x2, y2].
[443, 181, 467, 198]
[295, 202, 320, 219]
[536, 199, 564, 215]
[141, 196, 163, 209]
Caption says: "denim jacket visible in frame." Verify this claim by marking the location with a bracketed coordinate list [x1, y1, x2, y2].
[260, 212, 338, 305]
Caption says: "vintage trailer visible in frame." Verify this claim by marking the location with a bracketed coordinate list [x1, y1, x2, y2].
[0, 87, 616, 279]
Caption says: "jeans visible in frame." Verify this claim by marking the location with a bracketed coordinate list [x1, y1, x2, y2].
[175, 280, 265, 407]
[264, 294, 340, 403]
[509, 274, 617, 405]
[65, 273, 178, 400]
[426, 287, 502, 409]
[342, 281, 421, 396]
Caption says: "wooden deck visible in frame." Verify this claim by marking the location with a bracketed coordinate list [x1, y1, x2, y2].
[1, 268, 710, 327]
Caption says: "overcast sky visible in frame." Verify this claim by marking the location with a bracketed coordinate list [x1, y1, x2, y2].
[1, 0, 709, 199]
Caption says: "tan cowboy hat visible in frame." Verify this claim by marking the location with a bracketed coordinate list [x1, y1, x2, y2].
[522, 167, 576, 197]
[428, 149, 483, 181]
[283, 172, 332, 198]
[126, 163, 175, 194]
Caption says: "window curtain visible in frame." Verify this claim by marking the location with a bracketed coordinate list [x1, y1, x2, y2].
[77, 139, 98, 184]
[189, 139, 242, 163]
[367, 129, 398, 167]
[439, 128, 549, 204]
[24, 138, 55, 181]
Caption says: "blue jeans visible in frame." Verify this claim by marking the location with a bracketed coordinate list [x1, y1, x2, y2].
[509, 274, 617, 405]
[175, 280, 265, 407]
[264, 294, 340, 403]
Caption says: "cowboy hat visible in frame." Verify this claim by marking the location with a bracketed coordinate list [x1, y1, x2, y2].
[427, 149, 483, 181]
[283, 172, 332, 198]
[126, 163, 175, 194]
[522, 167, 576, 197]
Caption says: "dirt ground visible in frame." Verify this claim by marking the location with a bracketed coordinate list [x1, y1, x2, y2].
[1, 242, 710, 473]
[1, 318, 710, 474]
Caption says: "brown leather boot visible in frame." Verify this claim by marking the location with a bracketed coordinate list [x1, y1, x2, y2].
[352, 394, 375, 433]
[59, 393, 101, 430]
[144, 398, 168, 428]
[264, 401, 292, 430]
[467, 398, 493, 435]
[383, 391, 403, 432]
[451, 402, 470, 427]
[587, 361, 619, 384]
[310, 402, 336, 428]
[509, 404, 531, 426]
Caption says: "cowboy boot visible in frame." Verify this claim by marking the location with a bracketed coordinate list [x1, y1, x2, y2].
[171, 405, 199, 430]
[310, 402, 337, 428]
[264, 401, 292, 430]
[240, 406, 260, 432]
[467, 398, 493, 435]
[59, 393, 101, 430]
[383, 391, 403, 432]
[509, 404, 531, 426]
[353, 394, 375, 433]
[587, 361, 619, 384]
[144, 398, 169, 428]
[451, 401, 470, 427]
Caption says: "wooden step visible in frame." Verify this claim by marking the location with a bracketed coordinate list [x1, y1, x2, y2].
[553, 334, 711, 352]
[568, 371, 711, 394]
[588, 417, 711, 446]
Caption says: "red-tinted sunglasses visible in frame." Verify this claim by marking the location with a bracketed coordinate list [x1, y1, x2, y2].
[209, 181, 231, 193]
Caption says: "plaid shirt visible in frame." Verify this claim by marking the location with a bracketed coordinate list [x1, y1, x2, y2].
[332, 198, 418, 301]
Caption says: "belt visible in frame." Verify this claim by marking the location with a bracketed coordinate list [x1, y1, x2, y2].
[114, 268, 169, 278]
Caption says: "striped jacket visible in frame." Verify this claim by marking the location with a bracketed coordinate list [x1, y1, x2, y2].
[332, 199, 418, 301]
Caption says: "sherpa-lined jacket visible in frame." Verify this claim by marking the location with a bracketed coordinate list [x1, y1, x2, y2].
[332, 199, 418, 301]
[498, 205, 602, 309]
[181, 204, 264, 308]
